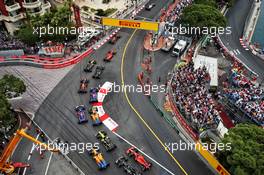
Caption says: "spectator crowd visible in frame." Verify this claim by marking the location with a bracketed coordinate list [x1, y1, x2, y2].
[0, 31, 26, 50]
[171, 61, 221, 133]
[224, 67, 264, 126]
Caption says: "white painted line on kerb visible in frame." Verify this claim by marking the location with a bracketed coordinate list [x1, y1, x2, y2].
[23, 134, 40, 175]
[44, 152, 53, 175]
[113, 132, 175, 175]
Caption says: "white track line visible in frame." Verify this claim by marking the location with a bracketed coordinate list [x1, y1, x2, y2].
[113, 132, 175, 175]
[44, 152, 53, 175]
[22, 134, 40, 175]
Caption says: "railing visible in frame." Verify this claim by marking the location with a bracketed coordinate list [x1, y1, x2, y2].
[42, 2, 51, 10]
[22, 0, 41, 9]
[5, 3, 21, 12]
[9, 13, 25, 22]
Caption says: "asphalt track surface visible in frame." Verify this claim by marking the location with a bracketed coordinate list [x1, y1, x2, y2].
[219, 0, 264, 80]
[33, 0, 213, 174]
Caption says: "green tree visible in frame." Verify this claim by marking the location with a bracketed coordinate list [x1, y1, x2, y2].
[0, 93, 15, 129]
[216, 124, 264, 175]
[0, 75, 26, 96]
[15, 26, 40, 46]
[181, 4, 227, 28]
[16, 3, 75, 44]
[194, 0, 217, 7]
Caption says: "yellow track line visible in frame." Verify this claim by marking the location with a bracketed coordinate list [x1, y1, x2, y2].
[120, 29, 189, 175]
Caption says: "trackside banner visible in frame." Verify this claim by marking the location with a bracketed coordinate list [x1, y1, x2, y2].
[102, 18, 159, 31]
[195, 142, 230, 175]
[92, 82, 118, 132]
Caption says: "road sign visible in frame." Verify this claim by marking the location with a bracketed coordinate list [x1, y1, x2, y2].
[102, 18, 159, 31]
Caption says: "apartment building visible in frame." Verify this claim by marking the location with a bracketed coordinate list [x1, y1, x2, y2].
[0, 0, 51, 34]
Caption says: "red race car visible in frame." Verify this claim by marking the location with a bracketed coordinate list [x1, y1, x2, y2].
[126, 147, 152, 171]
[104, 49, 116, 62]
[109, 34, 121, 44]
[78, 79, 89, 93]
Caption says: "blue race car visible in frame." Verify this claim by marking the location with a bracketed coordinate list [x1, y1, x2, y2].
[89, 88, 99, 103]
[75, 105, 88, 124]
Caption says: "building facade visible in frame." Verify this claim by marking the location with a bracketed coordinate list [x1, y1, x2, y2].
[0, 0, 51, 34]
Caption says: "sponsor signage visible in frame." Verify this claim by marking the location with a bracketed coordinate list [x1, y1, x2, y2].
[102, 18, 159, 31]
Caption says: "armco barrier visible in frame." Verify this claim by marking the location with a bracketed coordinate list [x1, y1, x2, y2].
[195, 142, 230, 175]
[167, 92, 199, 141]
[43, 47, 94, 69]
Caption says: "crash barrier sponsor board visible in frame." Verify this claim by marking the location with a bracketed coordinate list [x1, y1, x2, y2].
[43, 48, 94, 69]
[102, 18, 159, 31]
[92, 82, 119, 131]
[195, 142, 230, 175]
[97, 82, 113, 102]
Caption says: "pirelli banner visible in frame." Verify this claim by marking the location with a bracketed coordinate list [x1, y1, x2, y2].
[195, 142, 230, 175]
[102, 18, 159, 31]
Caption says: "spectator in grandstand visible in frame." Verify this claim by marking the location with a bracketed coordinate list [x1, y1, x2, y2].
[224, 67, 264, 125]
[171, 61, 221, 132]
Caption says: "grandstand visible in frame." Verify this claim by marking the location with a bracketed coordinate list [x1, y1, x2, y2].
[224, 63, 264, 126]
[171, 61, 222, 133]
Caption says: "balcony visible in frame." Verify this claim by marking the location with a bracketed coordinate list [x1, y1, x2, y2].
[9, 13, 25, 22]
[5, 3, 21, 12]
[54, 0, 65, 3]
[22, 0, 42, 9]
[42, 2, 51, 10]
[28, 9, 45, 16]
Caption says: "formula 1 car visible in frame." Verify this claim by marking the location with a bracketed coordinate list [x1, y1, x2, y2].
[96, 130, 117, 152]
[89, 106, 102, 126]
[78, 79, 89, 93]
[92, 66, 105, 79]
[75, 105, 88, 124]
[104, 49, 116, 62]
[89, 88, 98, 103]
[89, 148, 109, 170]
[109, 34, 121, 44]
[126, 147, 152, 171]
[115, 156, 142, 175]
[84, 59, 97, 72]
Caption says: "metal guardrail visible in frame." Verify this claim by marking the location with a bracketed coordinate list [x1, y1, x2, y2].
[149, 95, 179, 132]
